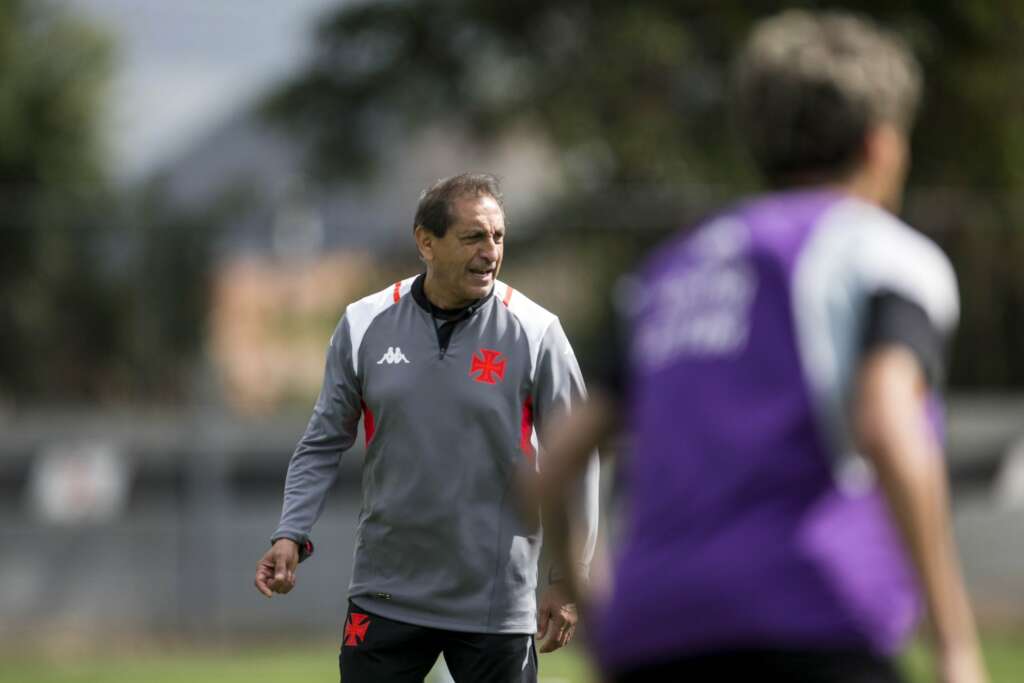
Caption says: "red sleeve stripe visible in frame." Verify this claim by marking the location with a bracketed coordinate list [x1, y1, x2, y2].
[502, 286, 515, 307]
[393, 281, 402, 303]
[361, 401, 376, 446]
[520, 396, 535, 463]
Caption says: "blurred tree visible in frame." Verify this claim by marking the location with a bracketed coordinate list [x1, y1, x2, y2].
[265, 1, 750, 188]
[266, 0, 1024, 388]
[0, 1, 221, 404]
[0, 0, 118, 400]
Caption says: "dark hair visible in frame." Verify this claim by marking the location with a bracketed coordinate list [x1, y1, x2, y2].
[413, 173, 504, 237]
[732, 10, 922, 186]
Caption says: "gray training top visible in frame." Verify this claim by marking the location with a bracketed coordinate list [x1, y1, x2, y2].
[273, 274, 599, 634]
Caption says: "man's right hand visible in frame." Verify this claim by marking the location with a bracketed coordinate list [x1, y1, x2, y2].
[254, 538, 299, 598]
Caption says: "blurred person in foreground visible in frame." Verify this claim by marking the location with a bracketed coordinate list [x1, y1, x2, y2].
[536, 11, 986, 683]
[254, 173, 599, 682]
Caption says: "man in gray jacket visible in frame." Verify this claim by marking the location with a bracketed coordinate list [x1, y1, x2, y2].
[254, 173, 599, 682]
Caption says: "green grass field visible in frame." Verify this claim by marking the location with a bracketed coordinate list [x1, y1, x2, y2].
[0, 642, 593, 683]
[2, 635, 1022, 682]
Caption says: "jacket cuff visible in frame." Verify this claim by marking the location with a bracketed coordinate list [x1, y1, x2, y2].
[270, 533, 315, 564]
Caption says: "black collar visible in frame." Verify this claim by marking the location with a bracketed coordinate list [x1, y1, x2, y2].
[411, 273, 491, 322]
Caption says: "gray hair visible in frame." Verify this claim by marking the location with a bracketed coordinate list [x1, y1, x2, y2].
[733, 10, 922, 186]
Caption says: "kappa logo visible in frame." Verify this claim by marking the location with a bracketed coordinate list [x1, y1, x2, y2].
[344, 612, 371, 647]
[377, 347, 411, 365]
[469, 349, 506, 384]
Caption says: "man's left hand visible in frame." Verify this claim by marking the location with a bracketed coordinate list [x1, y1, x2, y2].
[535, 585, 577, 653]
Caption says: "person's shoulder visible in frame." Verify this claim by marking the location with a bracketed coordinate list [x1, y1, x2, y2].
[339, 275, 418, 353]
[825, 197, 959, 330]
[830, 197, 954, 279]
[346, 276, 417, 321]
[494, 280, 558, 335]
[335, 276, 418, 371]
[820, 195, 930, 247]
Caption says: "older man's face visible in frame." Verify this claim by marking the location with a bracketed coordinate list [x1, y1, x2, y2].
[419, 194, 505, 309]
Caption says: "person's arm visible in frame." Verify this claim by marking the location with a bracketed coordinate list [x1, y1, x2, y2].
[530, 319, 602, 652]
[854, 347, 986, 683]
[536, 391, 618, 606]
[850, 217, 986, 683]
[254, 316, 363, 598]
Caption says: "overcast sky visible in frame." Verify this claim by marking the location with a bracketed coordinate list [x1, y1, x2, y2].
[62, 0, 342, 182]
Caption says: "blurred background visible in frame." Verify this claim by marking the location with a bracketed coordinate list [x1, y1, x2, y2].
[2, 1, 1024, 681]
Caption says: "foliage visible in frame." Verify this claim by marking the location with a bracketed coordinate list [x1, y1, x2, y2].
[0, 0, 117, 400]
[0, 1, 222, 403]
[265, 1, 749, 188]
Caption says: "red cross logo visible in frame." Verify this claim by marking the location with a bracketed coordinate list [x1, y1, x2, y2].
[344, 612, 371, 646]
[470, 349, 506, 384]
